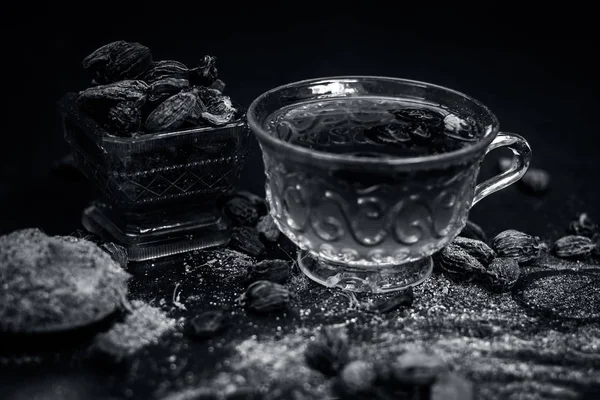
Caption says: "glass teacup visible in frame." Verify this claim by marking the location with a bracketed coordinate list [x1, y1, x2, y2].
[247, 76, 531, 293]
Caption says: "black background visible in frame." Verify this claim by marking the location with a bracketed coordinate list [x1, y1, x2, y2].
[2, 1, 599, 237]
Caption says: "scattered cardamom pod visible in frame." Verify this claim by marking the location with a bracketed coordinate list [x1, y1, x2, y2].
[337, 360, 377, 397]
[185, 310, 228, 340]
[77, 80, 150, 104]
[491, 229, 542, 263]
[369, 287, 414, 313]
[143, 60, 189, 83]
[520, 168, 551, 194]
[304, 325, 350, 376]
[482, 257, 521, 292]
[433, 243, 487, 281]
[568, 213, 599, 238]
[256, 214, 280, 242]
[458, 220, 488, 243]
[144, 91, 200, 133]
[189, 55, 218, 87]
[553, 235, 595, 259]
[390, 350, 448, 386]
[107, 99, 144, 135]
[452, 236, 496, 266]
[82, 41, 153, 84]
[243, 259, 291, 286]
[241, 280, 290, 313]
[148, 77, 190, 103]
[431, 372, 474, 400]
[224, 196, 260, 226]
[229, 227, 265, 257]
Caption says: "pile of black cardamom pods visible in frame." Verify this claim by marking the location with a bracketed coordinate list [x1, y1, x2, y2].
[75, 41, 239, 137]
[434, 213, 600, 292]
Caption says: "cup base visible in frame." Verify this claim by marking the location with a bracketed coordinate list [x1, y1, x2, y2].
[297, 250, 433, 293]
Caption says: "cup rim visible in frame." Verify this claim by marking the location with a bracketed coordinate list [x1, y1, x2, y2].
[247, 76, 500, 168]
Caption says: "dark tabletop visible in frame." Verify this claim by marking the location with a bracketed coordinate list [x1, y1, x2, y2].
[1, 3, 600, 400]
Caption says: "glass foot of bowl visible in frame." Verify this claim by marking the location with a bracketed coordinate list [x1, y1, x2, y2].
[298, 250, 433, 293]
[82, 200, 231, 262]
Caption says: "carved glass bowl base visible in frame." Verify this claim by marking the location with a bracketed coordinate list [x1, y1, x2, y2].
[297, 250, 433, 293]
[82, 200, 230, 262]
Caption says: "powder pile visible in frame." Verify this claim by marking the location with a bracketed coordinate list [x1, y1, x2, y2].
[91, 300, 176, 361]
[0, 228, 130, 333]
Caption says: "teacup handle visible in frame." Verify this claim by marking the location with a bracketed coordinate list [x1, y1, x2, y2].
[472, 132, 532, 205]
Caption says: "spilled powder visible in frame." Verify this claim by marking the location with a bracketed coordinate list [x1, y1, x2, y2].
[91, 300, 176, 360]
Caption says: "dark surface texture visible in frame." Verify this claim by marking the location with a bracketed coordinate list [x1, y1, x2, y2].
[2, 3, 600, 400]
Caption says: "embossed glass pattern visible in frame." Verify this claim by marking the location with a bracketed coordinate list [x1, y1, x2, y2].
[248, 76, 531, 293]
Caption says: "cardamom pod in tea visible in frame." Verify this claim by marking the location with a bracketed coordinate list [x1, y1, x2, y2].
[82, 41, 153, 84]
[452, 236, 496, 266]
[458, 220, 488, 243]
[107, 99, 145, 136]
[433, 243, 487, 281]
[304, 326, 350, 376]
[256, 214, 280, 242]
[189, 55, 218, 87]
[482, 257, 521, 292]
[491, 229, 542, 263]
[553, 235, 595, 259]
[242, 280, 290, 313]
[77, 80, 150, 104]
[144, 90, 200, 133]
[148, 77, 189, 103]
[143, 60, 189, 83]
[243, 259, 291, 286]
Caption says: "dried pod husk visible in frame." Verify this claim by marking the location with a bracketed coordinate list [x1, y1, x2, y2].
[336, 360, 377, 398]
[433, 243, 487, 281]
[369, 287, 414, 313]
[242, 280, 290, 313]
[389, 350, 449, 386]
[452, 236, 496, 266]
[229, 227, 265, 257]
[482, 257, 520, 292]
[194, 86, 238, 126]
[224, 196, 260, 226]
[189, 55, 218, 86]
[553, 235, 595, 259]
[458, 220, 488, 243]
[304, 326, 350, 376]
[82, 41, 153, 84]
[107, 99, 145, 136]
[143, 60, 189, 83]
[243, 259, 291, 286]
[568, 213, 599, 238]
[519, 168, 551, 194]
[256, 214, 280, 242]
[148, 77, 190, 103]
[144, 90, 200, 133]
[185, 310, 228, 340]
[491, 229, 542, 263]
